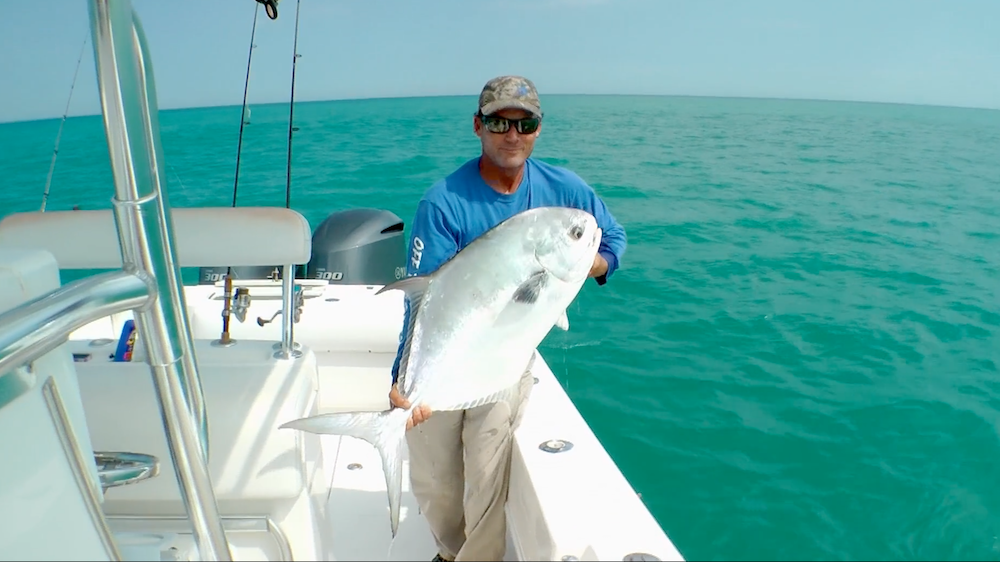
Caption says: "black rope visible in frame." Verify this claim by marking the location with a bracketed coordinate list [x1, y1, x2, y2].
[231, 2, 261, 208]
[284, 0, 302, 209]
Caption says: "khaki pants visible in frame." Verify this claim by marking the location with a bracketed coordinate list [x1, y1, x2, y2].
[406, 354, 536, 562]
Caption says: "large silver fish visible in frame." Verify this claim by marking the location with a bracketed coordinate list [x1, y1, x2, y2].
[279, 206, 603, 537]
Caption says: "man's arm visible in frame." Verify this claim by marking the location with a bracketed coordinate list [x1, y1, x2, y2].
[390, 199, 458, 384]
[578, 185, 627, 286]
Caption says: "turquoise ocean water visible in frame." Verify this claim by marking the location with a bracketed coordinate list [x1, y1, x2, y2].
[2, 95, 999, 561]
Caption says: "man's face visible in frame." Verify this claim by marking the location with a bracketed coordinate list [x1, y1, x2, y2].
[474, 108, 542, 171]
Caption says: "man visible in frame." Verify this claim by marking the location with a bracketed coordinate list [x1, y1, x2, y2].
[389, 75, 627, 562]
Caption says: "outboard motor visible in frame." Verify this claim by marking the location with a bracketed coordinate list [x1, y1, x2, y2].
[197, 265, 283, 285]
[306, 208, 406, 285]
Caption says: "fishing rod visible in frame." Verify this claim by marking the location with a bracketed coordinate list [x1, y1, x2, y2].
[229, 0, 279, 210]
[229, 1, 261, 209]
[284, 0, 302, 210]
[217, 0, 292, 343]
[218, 0, 278, 347]
[40, 36, 88, 212]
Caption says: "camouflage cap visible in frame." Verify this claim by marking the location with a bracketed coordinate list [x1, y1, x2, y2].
[478, 76, 542, 118]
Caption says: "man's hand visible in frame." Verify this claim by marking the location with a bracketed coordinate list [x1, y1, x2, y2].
[589, 253, 608, 278]
[389, 384, 432, 430]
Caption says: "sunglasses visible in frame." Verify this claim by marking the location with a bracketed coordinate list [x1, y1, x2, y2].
[478, 113, 541, 135]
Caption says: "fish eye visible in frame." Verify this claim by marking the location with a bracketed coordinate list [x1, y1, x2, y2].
[569, 225, 584, 240]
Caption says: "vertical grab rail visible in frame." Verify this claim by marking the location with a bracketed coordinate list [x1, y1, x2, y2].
[87, 1, 232, 560]
[275, 264, 302, 360]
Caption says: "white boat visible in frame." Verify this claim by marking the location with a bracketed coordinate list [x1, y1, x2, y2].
[0, 1, 685, 560]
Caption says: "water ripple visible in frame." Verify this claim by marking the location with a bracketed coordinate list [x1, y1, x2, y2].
[4, 95, 1000, 562]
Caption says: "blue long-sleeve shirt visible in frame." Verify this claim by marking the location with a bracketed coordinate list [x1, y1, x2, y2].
[390, 156, 627, 383]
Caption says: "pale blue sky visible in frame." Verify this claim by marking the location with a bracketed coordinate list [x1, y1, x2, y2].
[2, 0, 998, 123]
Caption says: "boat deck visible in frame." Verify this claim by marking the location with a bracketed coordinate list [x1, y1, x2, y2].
[55, 281, 683, 561]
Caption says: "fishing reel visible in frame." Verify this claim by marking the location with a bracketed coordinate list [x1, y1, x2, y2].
[212, 274, 252, 347]
[254, 0, 280, 20]
[229, 287, 252, 323]
[257, 285, 304, 327]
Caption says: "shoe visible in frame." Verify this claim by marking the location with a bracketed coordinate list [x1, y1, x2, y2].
[431, 555, 452, 562]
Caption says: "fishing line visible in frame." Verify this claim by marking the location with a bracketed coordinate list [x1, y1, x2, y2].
[169, 165, 188, 193]
[562, 338, 570, 393]
[558, 298, 584, 393]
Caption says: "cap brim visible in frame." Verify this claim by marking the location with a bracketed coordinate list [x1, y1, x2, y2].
[480, 100, 541, 118]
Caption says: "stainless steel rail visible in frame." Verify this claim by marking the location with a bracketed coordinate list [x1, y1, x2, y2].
[95, 451, 161, 492]
[107, 514, 294, 562]
[0, 270, 150, 378]
[275, 264, 303, 360]
[87, 0, 232, 559]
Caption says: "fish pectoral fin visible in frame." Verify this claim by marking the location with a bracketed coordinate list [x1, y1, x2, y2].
[512, 270, 548, 304]
[554, 310, 569, 331]
[376, 275, 430, 299]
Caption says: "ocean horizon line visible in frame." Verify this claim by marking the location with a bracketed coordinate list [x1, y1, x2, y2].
[4, 92, 998, 126]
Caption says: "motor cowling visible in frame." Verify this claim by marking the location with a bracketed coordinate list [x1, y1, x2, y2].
[196, 265, 284, 285]
[306, 208, 406, 285]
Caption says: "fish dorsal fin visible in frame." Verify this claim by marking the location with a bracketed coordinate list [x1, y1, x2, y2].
[376, 275, 431, 395]
[554, 310, 569, 331]
[376, 275, 430, 300]
[512, 270, 548, 304]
